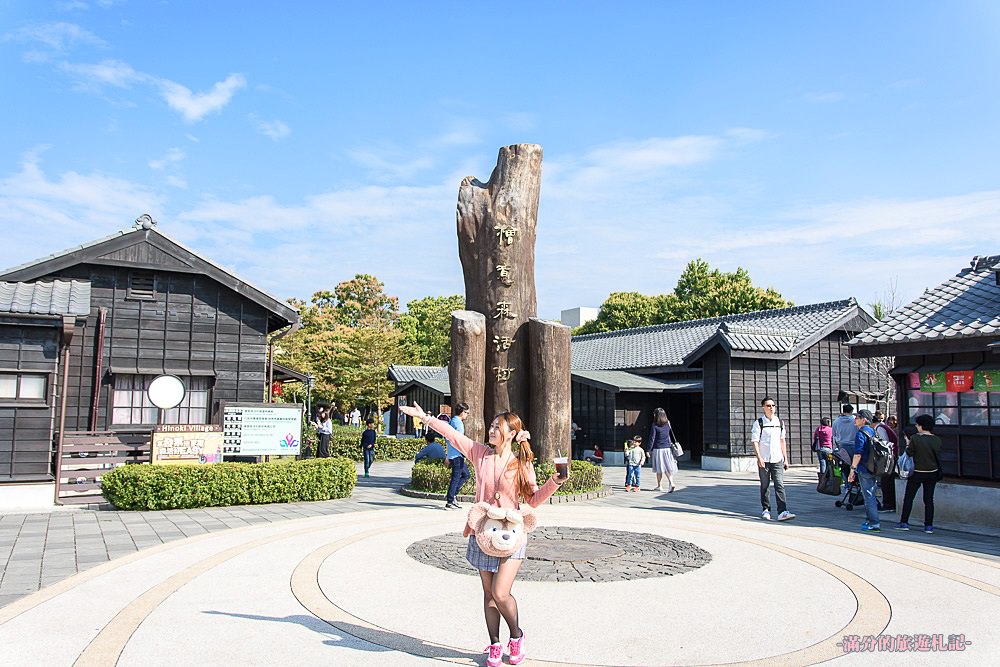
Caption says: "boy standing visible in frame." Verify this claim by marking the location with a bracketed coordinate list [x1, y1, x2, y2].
[624, 435, 645, 491]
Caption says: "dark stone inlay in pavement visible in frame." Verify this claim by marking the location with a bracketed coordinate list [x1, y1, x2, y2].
[406, 527, 712, 582]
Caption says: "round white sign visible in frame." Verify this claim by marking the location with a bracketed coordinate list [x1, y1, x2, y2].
[147, 374, 186, 410]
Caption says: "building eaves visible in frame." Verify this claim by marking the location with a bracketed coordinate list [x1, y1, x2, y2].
[849, 255, 1000, 348]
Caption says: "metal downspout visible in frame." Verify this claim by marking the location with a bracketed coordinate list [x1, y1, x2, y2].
[54, 316, 76, 506]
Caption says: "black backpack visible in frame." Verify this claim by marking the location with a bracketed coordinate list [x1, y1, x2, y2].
[865, 430, 896, 477]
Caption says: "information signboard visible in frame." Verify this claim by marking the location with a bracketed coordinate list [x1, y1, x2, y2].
[152, 424, 223, 465]
[222, 403, 302, 456]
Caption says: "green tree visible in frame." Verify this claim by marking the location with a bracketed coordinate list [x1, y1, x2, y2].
[312, 273, 399, 328]
[275, 275, 413, 411]
[577, 259, 792, 334]
[398, 294, 465, 366]
[575, 292, 658, 334]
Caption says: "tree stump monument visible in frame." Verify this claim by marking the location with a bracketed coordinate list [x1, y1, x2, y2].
[450, 144, 571, 461]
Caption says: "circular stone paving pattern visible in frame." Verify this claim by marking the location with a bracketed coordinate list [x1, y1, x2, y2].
[406, 526, 712, 582]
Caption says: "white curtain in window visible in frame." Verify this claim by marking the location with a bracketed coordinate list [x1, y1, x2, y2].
[112, 375, 211, 425]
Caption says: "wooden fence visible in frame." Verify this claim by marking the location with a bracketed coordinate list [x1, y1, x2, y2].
[55, 430, 151, 505]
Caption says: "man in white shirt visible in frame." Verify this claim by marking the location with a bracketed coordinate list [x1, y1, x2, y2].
[751, 397, 796, 522]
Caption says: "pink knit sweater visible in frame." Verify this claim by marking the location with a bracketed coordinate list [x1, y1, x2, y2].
[425, 416, 560, 537]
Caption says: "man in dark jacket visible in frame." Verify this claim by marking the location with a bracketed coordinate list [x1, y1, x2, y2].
[360, 418, 377, 477]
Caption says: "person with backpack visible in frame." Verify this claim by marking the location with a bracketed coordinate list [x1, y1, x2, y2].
[831, 404, 858, 459]
[846, 409, 881, 532]
[896, 414, 943, 534]
[750, 397, 796, 521]
[873, 411, 899, 512]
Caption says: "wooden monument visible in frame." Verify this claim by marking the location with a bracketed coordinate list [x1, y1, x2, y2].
[450, 144, 571, 461]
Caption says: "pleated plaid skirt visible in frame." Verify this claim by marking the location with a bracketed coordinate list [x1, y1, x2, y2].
[465, 536, 526, 572]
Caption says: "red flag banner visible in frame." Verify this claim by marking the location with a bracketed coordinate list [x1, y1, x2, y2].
[945, 371, 974, 393]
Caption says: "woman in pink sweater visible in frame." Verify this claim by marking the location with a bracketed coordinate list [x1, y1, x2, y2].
[401, 402, 567, 667]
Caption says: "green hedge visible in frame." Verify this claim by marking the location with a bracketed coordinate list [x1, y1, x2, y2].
[410, 458, 603, 496]
[411, 459, 478, 495]
[328, 431, 426, 461]
[101, 457, 357, 510]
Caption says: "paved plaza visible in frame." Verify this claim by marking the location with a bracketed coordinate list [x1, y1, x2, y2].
[1, 462, 998, 665]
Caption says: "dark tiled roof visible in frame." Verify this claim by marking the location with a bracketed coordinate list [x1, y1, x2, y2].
[0, 280, 91, 316]
[572, 370, 702, 393]
[388, 365, 447, 384]
[390, 367, 451, 397]
[719, 323, 800, 353]
[571, 299, 862, 371]
[849, 255, 1000, 347]
[0, 224, 298, 327]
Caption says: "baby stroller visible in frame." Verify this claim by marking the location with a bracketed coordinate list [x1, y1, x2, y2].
[833, 447, 863, 510]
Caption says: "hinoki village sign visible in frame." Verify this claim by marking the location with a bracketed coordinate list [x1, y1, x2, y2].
[450, 144, 571, 462]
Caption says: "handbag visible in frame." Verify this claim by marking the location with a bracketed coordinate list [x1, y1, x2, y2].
[897, 451, 914, 479]
[671, 441, 683, 457]
[817, 465, 841, 495]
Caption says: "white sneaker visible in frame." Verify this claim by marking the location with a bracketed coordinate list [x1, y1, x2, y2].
[761, 510, 771, 520]
[777, 511, 796, 522]
[653, 486, 663, 491]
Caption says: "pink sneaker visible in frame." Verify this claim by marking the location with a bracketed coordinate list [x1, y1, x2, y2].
[508, 632, 525, 665]
[485, 642, 503, 667]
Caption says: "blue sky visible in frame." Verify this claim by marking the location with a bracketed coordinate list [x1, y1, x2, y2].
[2, 1, 999, 319]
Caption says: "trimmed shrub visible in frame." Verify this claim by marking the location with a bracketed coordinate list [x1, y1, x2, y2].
[329, 432, 426, 461]
[409, 458, 602, 496]
[411, 460, 477, 495]
[534, 459, 604, 495]
[101, 457, 356, 510]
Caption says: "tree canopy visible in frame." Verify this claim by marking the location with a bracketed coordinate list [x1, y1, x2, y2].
[398, 294, 465, 367]
[275, 276, 462, 415]
[575, 259, 792, 335]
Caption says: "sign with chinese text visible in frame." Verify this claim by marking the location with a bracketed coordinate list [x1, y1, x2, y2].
[152, 425, 223, 465]
[222, 403, 302, 456]
[945, 371, 974, 393]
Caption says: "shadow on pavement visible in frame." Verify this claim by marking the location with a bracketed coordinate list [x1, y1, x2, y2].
[202, 611, 483, 661]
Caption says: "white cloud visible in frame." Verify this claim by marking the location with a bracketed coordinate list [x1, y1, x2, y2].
[348, 147, 436, 181]
[4, 21, 107, 55]
[250, 117, 291, 141]
[148, 148, 185, 170]
[726, 127, 774, 143]
[157, 73, 247, 123]
[0, 151, 165, 272]
[60, 58, 146, 89]
[2, 135, 991, 320]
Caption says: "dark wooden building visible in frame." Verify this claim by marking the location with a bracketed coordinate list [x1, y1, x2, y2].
[0, 217, 299, 488]
[0, 281, 91, 482]
[849, 255, 1000, 482]
[571, 299, 883, 467]
[387, 365, 451, 435]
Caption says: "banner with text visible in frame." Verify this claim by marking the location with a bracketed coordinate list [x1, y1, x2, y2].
[223, 403, 302, 456]
[152, 425, 223, 465]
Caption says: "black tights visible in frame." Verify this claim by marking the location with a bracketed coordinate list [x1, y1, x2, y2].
[479, 558, 523, 644]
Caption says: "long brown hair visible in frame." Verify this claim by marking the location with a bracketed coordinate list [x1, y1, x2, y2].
[654, 407, 670, 427]
[495, 411, 536, 502]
